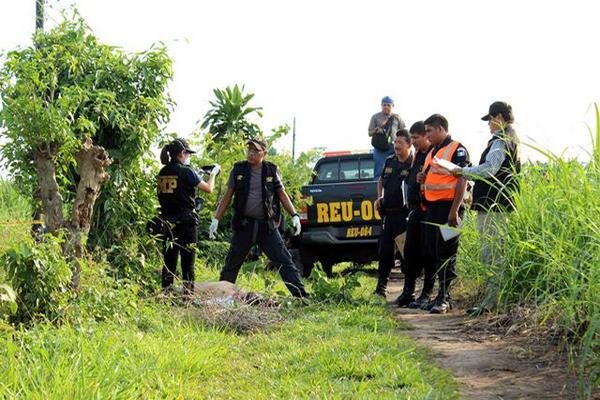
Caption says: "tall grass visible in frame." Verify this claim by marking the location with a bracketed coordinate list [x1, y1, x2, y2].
[458, 106, 600, 397]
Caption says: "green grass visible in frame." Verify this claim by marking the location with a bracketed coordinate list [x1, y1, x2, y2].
[0, 180, 31, 253]
[456, 106, 600, 397]
[0, 266, 456, 399]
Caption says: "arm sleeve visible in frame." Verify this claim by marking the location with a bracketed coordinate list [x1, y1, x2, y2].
[226, 170, 235, 190]
[461, 140, 507, 178]
[368, 114, 377, 133]
[451, 145, 471, 168]
[184, 168, 201, 187]
[274, 168, 284, 192]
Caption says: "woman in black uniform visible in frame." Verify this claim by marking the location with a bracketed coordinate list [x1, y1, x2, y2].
[157, 138, 220, 294]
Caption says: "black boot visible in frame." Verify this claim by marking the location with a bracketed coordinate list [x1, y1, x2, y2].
[373, 284, 387, 296]
[408, 294, 430, 309]
[373, 273, 389, 296]
[430, 292, 452, 314]
[394, 292, 415, 307]
[394, 278, 415, 307]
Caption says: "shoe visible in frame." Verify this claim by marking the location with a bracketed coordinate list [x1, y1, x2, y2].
[467, 305, 490, 316]
[394, 293, 415, 307]
[373, 287, 387, 297]
[408, 296, 430, 309]
[430, 298, 452, 314]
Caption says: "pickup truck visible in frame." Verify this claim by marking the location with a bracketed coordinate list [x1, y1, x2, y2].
[298, 151, 381, 277]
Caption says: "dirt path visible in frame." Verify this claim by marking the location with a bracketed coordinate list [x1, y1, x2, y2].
[386, 275, 579, 399]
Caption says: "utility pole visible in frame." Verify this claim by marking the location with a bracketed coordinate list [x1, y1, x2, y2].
[36, 0, 45, 31]
[292, 117, 296, 161]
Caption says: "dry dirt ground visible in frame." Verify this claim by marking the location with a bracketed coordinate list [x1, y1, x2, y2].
[386, 272, 582, 399]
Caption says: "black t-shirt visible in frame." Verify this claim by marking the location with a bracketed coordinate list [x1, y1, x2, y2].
[157, 161, 201, 218]
[406, 146, 433, 208]
[381, 155, 412, 209]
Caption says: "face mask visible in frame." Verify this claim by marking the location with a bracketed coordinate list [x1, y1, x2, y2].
[183, 155, 191, 165]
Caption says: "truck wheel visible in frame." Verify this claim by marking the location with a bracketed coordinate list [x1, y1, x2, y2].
[301, 262, 314, 278]
[319, 261, 334, 278]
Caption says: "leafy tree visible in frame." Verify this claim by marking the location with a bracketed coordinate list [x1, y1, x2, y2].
[0, 14, 173, 288]
[201, 84, 263, 142]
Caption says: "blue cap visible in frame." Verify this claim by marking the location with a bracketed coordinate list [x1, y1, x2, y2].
[381, 96, 394, 105]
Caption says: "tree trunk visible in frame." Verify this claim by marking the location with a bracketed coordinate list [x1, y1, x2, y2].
[67, 138, 112, 289]
[33, 146, 64, 233]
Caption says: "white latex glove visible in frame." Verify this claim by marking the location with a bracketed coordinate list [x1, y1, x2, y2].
[291, 214, 301, 236]
[209, 164, 221, 177]
[208, 218, 219, 239]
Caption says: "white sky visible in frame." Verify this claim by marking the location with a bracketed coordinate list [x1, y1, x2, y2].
[2, 0, 600, 162]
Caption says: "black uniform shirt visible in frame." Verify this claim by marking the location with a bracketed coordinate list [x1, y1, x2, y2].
[157, 161, 201, 217]
[406, 145, 433, 208]
[381, 154, 412, 210]
[432, 135, 470, 168]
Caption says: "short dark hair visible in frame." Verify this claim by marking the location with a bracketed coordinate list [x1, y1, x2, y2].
[396, 128, 410, 143]
[424, 114, 449, 132]
[409, 121, 426, 135]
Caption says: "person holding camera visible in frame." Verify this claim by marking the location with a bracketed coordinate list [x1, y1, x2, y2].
[157, 138, 220, 294]
[368, 96, 406, 179]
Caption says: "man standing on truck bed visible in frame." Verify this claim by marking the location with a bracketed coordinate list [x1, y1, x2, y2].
[368, 96, 406, 180]
[374, 129, 412, 296]
[208, 137, 309, 298]
[417, 114, 470, 314]
[394, 121, 437, 308]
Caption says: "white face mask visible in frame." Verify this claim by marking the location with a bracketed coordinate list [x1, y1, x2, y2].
[183, 154, 191, 165]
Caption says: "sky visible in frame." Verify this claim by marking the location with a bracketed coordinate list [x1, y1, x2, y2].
[1, 0, 600, 162]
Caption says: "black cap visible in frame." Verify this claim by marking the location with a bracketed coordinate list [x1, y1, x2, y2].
[170, 138, 196, 154]
[247, 137, 267, 151]
[482, 101, 510, 121]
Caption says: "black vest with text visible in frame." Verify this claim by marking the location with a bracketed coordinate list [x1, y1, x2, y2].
[472, 129, 521, 212]
[231, 161, 281, 230]
[157, 161, 198, 223]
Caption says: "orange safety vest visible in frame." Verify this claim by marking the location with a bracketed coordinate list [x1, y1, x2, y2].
[422, 140, 461, 202]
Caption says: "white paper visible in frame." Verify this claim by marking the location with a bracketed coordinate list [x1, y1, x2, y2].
[434, 156, 460, 172]
[439, 224, 462, 241]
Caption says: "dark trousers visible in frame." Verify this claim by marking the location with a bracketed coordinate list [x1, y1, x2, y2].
[162, 223, 198, 290]
[377, 211, 408, 289]
[424, 202, 463, 299]
[402, 208, 436, 297]
[220, 219, 307, 297]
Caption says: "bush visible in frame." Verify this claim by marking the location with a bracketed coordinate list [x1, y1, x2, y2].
[197, 240, 230, 269]
[457, 106, 600, 395]
[0, 284, 17, 321]
[2, 236, 71, 323]
[68, 259, 143, 325]
[309, 268, 361, 303]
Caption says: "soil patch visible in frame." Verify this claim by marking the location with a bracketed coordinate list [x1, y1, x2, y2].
[387, 273, 579, 399]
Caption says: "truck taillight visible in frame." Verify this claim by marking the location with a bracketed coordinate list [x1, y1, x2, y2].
[300, 194, 311, 225]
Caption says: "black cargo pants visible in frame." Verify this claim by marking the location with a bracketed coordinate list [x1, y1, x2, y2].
[162, 222, 197, 291]
[220, 218, 307, 297]
[377, 209, 408, 290]
[424, 202, 464, 299]
[401, 208, 436, 297]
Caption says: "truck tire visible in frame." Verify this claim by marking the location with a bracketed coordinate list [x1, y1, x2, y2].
[319, 260, 334, 278]
[301, 262, 314, 278]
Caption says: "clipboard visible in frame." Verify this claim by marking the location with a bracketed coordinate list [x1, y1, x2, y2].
[439, 223, 462, 241]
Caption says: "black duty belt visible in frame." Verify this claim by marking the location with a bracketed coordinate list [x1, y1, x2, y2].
[382, 207, 407, 215]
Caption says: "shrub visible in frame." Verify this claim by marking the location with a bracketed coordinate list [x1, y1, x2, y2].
[2, 236, 71, 323]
